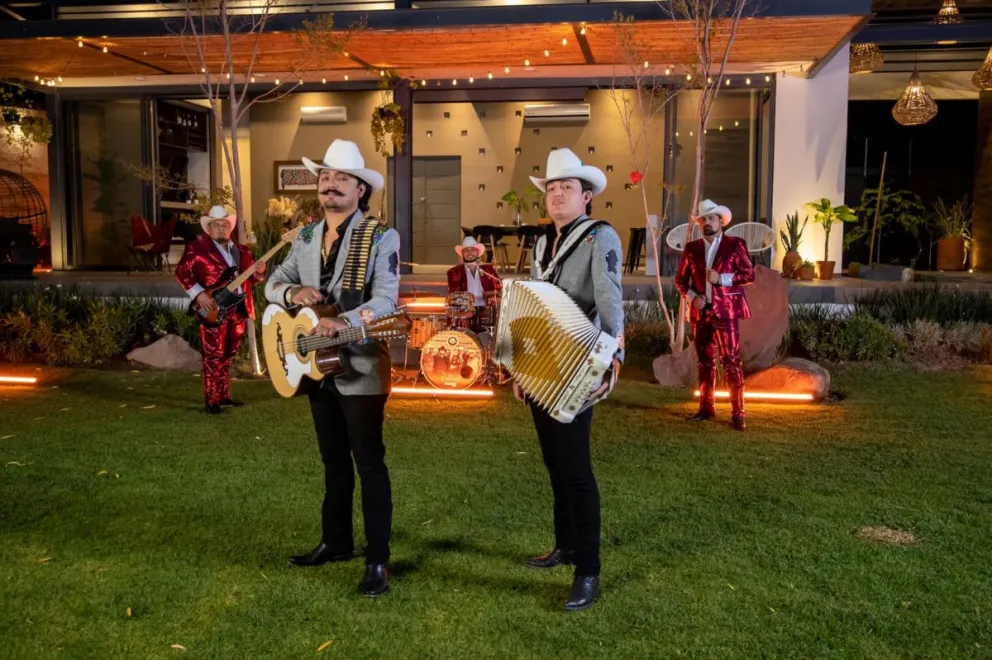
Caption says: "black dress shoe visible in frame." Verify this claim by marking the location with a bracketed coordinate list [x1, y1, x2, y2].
[204, 404, 224, 415]
[687, 410, 715, 422]
[564, 575, 600, 611]
[288, 543, 356, 567]
[731, 416, 747, 431]
[359, 563, 389, 597]
[220, 398, 245, 408]
[524, 548, 574, 569]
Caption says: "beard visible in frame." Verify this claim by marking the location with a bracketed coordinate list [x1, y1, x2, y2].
[319, 189, 347, 210]
[702, 225, 718, 236]
[463, 253, 481, 264]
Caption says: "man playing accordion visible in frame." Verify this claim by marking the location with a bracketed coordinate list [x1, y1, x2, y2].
[512, 148, 624, 611]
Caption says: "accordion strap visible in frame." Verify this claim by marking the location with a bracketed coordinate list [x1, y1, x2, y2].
[534, 219, 607, 282]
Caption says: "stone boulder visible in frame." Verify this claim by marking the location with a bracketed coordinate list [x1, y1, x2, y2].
[127, 334, 201, 371]
[860, 264, 914, 283]
[738, 265, 789, 373]
[744, 358, 830, 401]
[652, 344, 698, 388]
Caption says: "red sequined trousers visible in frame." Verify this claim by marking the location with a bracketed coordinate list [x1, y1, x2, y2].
[199, 308, 247, 406]
[693, 311, 745, 421]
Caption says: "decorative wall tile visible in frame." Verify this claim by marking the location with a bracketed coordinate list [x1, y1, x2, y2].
[605, 201, 613, 209]
[496, 166, 504, 173]
[444, 112, 451, 119]
[515, 147, 522, 155]
[588, 146, 596, 154]
[461, 130, 468, 137]
[478, 148, 486, 155]
[532, 165, 540, 173]
[426, 130, 433, 138]
[479, 111, 487, 119]
[606, 165, 614, 172]
[533, 128, 540, 135]
[478, 184, 486, 191]
[496, 202, 503, 210]
[515, 110, 522, 117]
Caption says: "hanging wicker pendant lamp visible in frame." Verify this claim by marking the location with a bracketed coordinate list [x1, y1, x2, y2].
[973, 47, 992, 90]
[933, 0, 963, 25]
[850, 43, 884, 74]
[892, 70, 938, 126]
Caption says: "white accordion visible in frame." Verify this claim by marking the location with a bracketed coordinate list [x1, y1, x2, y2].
[494, 280, 619, 423]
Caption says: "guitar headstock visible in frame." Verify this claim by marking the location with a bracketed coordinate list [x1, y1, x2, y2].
[281, 225, 304, 243]
[364, 311, 412, 339]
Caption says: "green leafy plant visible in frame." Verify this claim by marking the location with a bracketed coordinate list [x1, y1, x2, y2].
[931, 197, 972, 243]
[847, 187, 927, 265]
[807, 198, 856, 263]
[779, 211, 808, 252]
[854, 285, 992, 326]
[371, 102, 404, 157]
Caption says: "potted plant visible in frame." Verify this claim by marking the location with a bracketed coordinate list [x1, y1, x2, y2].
[931, 197, 971, 271]
[779, 211, 808, 278]
[796, 259, 816, 281]
[848, 262, 862, 278]
[806, 198, 857, 280]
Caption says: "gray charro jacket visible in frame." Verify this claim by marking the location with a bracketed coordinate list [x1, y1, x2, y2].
[265, 211, 400, 395]
[532, 217, 625, 364]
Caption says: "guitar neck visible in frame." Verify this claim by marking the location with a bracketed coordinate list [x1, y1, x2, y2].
[305, 324, 367, 351]
[226, 239, 289, 292]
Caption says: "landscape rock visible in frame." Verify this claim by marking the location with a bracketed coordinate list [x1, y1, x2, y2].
[744, 357, 831, 401]
[739, 265, 789, 373]
[860, 264, 914, 283]
[652, 344, 698, 388]
[127, 334, 201, 371]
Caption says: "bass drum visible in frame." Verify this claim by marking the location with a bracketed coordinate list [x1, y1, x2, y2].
[419, 329, 485, 390]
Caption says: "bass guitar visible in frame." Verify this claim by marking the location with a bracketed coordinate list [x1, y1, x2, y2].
[261, 303, 411, 398]
[191, 225, 302, 327]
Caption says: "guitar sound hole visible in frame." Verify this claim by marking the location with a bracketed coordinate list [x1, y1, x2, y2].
[296, 333, 309, 357]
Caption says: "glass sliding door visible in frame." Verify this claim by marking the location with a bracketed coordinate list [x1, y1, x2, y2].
[65, 99, 145, 268]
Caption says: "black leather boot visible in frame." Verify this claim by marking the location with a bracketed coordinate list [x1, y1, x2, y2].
[288, 543, 356, 567]
[564, 575, 600, 611]
[359, 563, 389, 597]
[524, 548, 574, 569]
[204, 404, 224, 415]
[687, 409, 715, 422]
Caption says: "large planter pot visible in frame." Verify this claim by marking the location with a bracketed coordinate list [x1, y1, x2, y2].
[782, 250, 801, 278]
[936, 236, 966, 271]
[797, 266, 815, 281]
[816, 260, 835, 280]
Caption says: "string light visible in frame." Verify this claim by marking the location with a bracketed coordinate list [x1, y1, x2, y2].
[78, 40, 83, 48]
[421, 79, 426, 86]
[321, 77, 326, 84]
[250, 76, 255, 82]
[686, 74, 692, 81]
[452, 79, 458, 85]
[562, 37, 567, 46]
[665, 68, 671, 75]
[725, 78, 731, 86]
[644, 61, 649, 68]
[275, 78, 280, 85]
[719, 125, 724, 131]
[488, 71, 493, 79]
[745, 77, 751, 85]
[735, 120, 740, 127]
[707, 76, 713, 83]
[580, 26, 586, 35]
[344, 74, 349, 81]
[34, 75, 39, 81]
[379, 70, 385, 76]
[525, 59, 530, 66]
[57, 76, 62, 83]
[201, 67, 205, 73]
[544, 49, 550, 57]
[102, 46, 108, 53]
[504, 66, 510, 73]
[766, 75, 772, 82]
[469, 76, 474, 83]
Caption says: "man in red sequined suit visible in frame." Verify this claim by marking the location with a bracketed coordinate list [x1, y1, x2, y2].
[175, 205, 267, 414]
[674, 200, 755, 431]
[446, 236, 502, 333]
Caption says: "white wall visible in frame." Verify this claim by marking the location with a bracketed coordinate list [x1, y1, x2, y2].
[772, 44, 850, 271]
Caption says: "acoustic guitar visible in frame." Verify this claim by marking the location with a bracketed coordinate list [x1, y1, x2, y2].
[191, 225, 302, 327]
[261, 303, 411, 398]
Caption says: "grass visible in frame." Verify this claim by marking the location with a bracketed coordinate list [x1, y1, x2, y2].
[2, 365, 992, 658]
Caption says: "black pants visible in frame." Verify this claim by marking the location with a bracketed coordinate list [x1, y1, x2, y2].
[530, 402, 601, 577]
[308, 381, 392, 564]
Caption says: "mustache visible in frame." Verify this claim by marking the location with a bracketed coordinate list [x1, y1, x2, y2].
[319, 188, 344, 196]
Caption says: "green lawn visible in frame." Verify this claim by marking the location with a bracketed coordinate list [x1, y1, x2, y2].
[1, 365, 991, 659]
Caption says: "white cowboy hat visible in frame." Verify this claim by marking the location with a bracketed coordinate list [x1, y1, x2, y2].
[529, 148, 607, 196]
[455, 236, 487, 261]
[200, 205, 236, 234]
[302, 139, 384, 192]
[695, 199, 732, 227]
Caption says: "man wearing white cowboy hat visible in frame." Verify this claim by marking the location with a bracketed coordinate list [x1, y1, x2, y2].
[511, 147, 624, 612]
[446, 236, 502, 331]
[674, 199, 755, 431]
[265, 139, 399, 597]
[175, 205, 267, 414]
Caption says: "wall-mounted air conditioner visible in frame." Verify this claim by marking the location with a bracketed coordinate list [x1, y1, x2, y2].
[523, 103, 591, 125]
[300, 106, 348, 124]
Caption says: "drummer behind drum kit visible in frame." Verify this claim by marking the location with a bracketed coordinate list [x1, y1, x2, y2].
[397, 289, 506, 392]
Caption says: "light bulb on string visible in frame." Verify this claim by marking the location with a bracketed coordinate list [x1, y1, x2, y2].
[452, 79, 458, 86]
[745, 77, 751, 85]
[275, 78, 280, 85]
[766, 75, 772, 82]
[525, 59, 530, 66]
[644, 61, 649, 68]
[78, 40, 83, 48]
[102, 46, 108, 53]
[580, 26, 586, 35]
[562, 37, 567, 46]
[488, 71, 493, 79]
[251, 76, 256, 83]
[665, 67, 671, 75]
[469, 76, 474, 83]
[725, 78, 730, 86]
[344, 74, 349, 81]
[505, 66, 510, 73]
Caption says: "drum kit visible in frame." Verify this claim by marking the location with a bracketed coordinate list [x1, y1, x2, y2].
[396, 288, 506, 391]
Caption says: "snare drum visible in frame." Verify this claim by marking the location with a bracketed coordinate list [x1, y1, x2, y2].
[445, 292, 476, 319]
[408, 315, 447, 350]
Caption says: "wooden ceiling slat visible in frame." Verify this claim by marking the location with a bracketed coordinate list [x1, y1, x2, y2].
[0, 17, 863, 81]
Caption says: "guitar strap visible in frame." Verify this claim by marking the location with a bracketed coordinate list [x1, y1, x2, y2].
[337, 216, 382, 312]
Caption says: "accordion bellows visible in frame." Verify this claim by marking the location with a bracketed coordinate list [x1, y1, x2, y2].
[494, 280, 618, 423]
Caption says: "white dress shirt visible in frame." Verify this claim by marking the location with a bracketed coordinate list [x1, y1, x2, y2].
[184, 240, 243, 300]
[464, 265, 486, 307]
